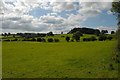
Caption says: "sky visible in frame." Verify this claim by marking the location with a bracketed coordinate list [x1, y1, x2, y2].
[0, 0, 119, 34]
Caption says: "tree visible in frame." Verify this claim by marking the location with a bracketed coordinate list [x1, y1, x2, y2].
[98, 35, 107, 41]
[47, 38, 54, 42]
[47, 32, 54, 36]
[72, 31, 81, 42]
[54, 39, 60, 42]
[101, 30, 108, 34]
[31, 38, 36, 41]
[65, 36, 70, 42]
[95, 29, 100, 36]
[111, 1, 120, 50]
[4, 33, 8, 37]
[107, 36, 113, 40]
[90, 36, 97, 41]
[8, 33, 11, 36]
[37, 38, 42, 42]
[111, 31, 115, 34]
[68, 27, 100, 35]
[13, 34, 15, 38]
[61, 32, 63, 34]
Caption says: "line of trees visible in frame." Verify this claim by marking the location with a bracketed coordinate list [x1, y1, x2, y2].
[65, 32, 113, 42]
[109, 1, 120, 66]
[68, 27, 115, 36]
[68, 27, 101, 36]
[111, 1, 120, 51]
[3, 38, 60, 42]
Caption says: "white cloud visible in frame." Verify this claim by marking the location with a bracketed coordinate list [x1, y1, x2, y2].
[40, 14, 65, 24]
[0, 0, 115, 33]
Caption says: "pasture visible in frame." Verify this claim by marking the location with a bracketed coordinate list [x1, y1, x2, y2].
[2, 40, 118, 78]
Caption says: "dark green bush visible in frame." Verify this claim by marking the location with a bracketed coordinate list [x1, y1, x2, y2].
[41, 38, 46, 42]
[37, 38, 42, 42]
[65, 36, 70, 42]
[107, 36, 113, 40]
[90, 36, 97, 41]
[54, 39, 60, 42]
[31, 38, 36, 41]
[47, 38, 53, 42]
[98, 35, 107, 41]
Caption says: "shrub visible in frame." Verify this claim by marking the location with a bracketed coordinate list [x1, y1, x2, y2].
[41, 38, 46, 42]
[107, 36, 113, 40]
[83, 38, 90, 41]
[47, 38, 54, 42]
[90, 36, 97, 41]
[83, 38, 87, 41]
[22, 39, 26, 41]
[47, 32, 54, 36]
[54, 39, 60, 42]
[65, 36, 70, 42]
[11, 38, 18, 41]
[31, 38, 36, 41]
[98, 35, 107, 41]
[37, 38, 42, 42]
[72, 31, 82, 42]
[71, 39, 74, 42]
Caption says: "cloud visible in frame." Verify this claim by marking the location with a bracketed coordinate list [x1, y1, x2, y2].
[0, 0, 115, 33]
[40, 14, 65, 24]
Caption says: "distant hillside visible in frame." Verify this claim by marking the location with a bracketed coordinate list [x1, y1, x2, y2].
[68, 27, 100, 35]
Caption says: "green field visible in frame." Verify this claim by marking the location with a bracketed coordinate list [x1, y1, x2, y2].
[2, 40, 118, 78]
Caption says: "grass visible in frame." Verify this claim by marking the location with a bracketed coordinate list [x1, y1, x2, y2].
[2, 40, 118, 78]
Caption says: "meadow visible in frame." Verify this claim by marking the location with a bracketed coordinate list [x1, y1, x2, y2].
[2, 35, 119, 78]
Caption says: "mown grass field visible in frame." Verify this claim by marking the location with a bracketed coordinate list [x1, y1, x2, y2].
[2, 40, 118, 78]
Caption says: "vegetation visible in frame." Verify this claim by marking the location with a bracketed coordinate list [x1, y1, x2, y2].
[68, 27, 100, 35]
[1, 27, 118, 78]
[47, 38, 54, 42]
[65, 36, 70, 42]
[2, 40, 118, 78]
[72, 31, 82, 42]
[111, 1, 120, 50]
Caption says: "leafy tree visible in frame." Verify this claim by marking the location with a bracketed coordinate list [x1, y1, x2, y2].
[47, 32, 54, 36]
[54, 39, 60, 42]
[31, 38, 36, 41]
[37, 38, 42, 42]
[61, 32, 63, 34]
[13, 34, 15, 38]
[101, 30, 108, 34]
[107, 36, 113, 40]
[4, 33, 8, 37]
[65, 36, 70, 42]
[68, 27, 100, 35]
[98, 35, 107, 41]
[111, 31, 115, 34]
[8, 33, 11, 36]
[41, 38, 46, 42]
[111, 1, 120, 50]
[72, 31, 81, 42]
[95, 29, 100, 36]
[90, 36, 97, 41]
[47, 38, 54, 42]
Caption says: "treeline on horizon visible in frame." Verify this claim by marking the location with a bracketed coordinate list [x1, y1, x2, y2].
[1, 27, 115, 36]
[1, 27, 116, 42]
